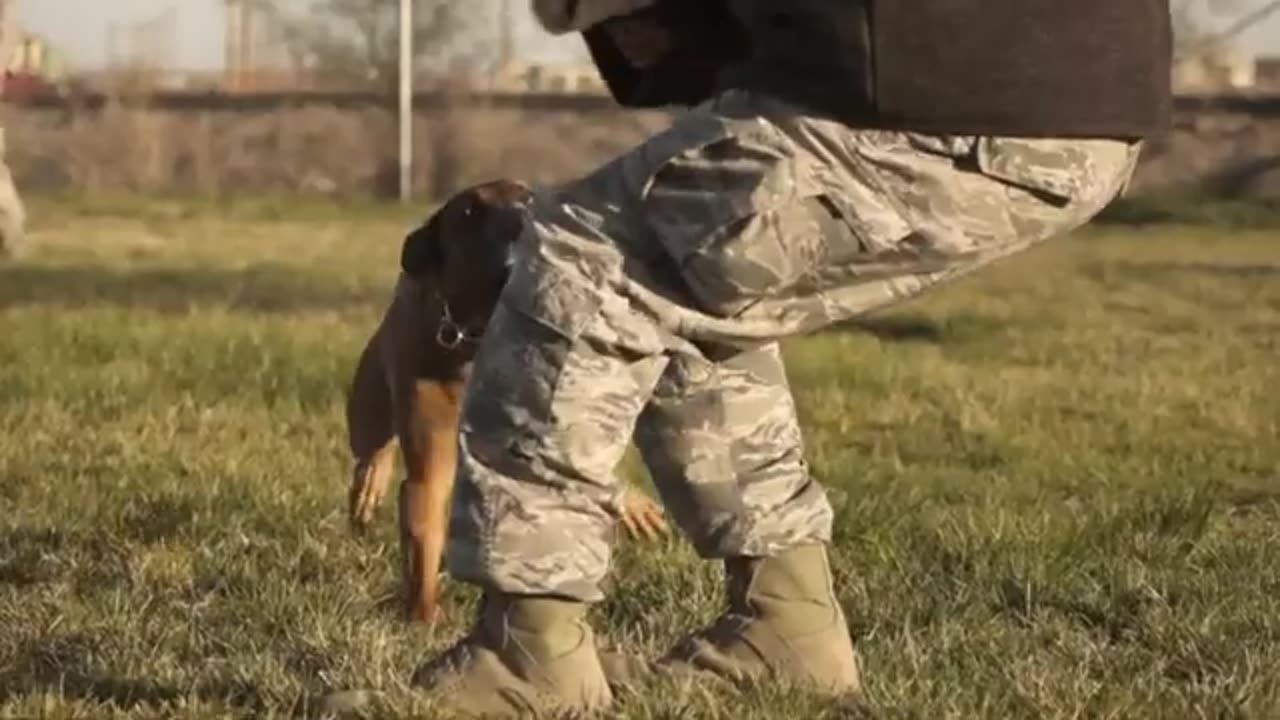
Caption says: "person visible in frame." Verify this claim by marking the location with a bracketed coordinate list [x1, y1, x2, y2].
[0, 124, 26, 260]
[401, 1, 1173, 716]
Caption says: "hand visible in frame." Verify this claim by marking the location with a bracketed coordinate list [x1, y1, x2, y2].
[618, 489, 669, 542]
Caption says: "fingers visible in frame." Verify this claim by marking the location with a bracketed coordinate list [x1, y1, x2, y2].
[634, 507, 667, 542]
[620, 493, 669, 542]
[620, 513, 649, 542]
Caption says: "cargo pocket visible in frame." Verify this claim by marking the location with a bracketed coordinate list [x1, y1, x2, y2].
[466, 251, 607, 477]
[499, 251, 600, 342]
[974, 137, 1088, 206]
[639, 116, 868, 318]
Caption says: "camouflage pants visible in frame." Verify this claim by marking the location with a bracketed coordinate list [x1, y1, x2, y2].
[447, 89, 1141, 602]
[0, 127, 27, 260]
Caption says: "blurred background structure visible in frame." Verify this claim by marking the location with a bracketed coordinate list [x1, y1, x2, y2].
[0, 0, 1278, 202]
[4, 0, 605, 96]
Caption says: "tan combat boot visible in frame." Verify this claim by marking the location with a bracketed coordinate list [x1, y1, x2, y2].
[411, 594, 614, 718]
[658, 543, 862, 696]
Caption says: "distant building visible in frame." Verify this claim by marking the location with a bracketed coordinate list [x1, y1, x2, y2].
[1255, 56, 1280, 91]
[488, 60, 608, 95]
[1173, 46, 1258, 92]
[2, 32, 72, 99]
[6, 34, 70, 80]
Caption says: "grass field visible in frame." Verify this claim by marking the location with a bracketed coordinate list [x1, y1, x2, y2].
[1, 197, 1278, 719]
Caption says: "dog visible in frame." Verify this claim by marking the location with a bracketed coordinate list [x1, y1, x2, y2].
[344, 179, 669, 625]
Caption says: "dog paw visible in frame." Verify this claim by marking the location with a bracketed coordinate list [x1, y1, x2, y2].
[348, 458, 392, 531]
[407, 601, 445, 627]
[618, 490, 669, 542]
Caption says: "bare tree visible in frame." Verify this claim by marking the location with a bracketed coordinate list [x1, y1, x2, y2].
[1172, 0, 1245, 57]
[249, 0, 490, 90]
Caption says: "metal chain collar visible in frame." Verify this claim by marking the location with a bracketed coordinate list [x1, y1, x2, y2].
[434, 293, 487, 350]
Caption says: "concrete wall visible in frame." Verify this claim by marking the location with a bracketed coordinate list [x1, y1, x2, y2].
[1128, 97, 1280, 199]
[2, 94, 1278, 201]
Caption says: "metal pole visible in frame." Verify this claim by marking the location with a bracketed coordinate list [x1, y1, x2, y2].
[225, 1, 243, 91]
[398, 0, 413, 203]
[0, 0, 19, 74]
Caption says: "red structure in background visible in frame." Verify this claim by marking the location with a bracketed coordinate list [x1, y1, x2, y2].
[1, 69, 59, 101]
[1, 25, 72, 102]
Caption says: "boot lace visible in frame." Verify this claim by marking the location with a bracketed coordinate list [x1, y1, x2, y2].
[412, 625, 482, 689]
[668, 609, 753, 662]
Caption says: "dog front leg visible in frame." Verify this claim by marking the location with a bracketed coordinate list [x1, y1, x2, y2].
[397, 379, 464, 626]
[346, 327, 397, 531]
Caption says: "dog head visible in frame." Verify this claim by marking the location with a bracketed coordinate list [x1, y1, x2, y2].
[400, 179, 533, 325]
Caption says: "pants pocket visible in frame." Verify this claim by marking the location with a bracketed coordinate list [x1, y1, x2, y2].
[640, 116, 872, 317]
[499, 251, 601, 342]
[975, 137, 1098, 206]
[463, 251, 605, 470]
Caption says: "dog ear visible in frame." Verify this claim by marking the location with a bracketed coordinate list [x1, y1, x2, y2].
[400, 214, 445, 276]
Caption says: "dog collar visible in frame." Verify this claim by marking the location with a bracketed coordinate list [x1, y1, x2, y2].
[435, 295, 487, 350]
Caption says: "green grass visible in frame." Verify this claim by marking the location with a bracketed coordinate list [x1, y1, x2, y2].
[1, 197, 1278, 719]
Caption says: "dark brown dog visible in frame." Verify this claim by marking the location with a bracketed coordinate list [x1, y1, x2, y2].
[344, 179, 668, 625]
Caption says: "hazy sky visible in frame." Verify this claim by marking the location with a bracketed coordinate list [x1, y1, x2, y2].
[17, 0, 589, 70]
[16, 0, 1280, 71]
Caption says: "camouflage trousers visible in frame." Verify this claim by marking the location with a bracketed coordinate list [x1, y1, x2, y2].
[447, 89, 1141, 602]
[0, 127, 27, 260]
